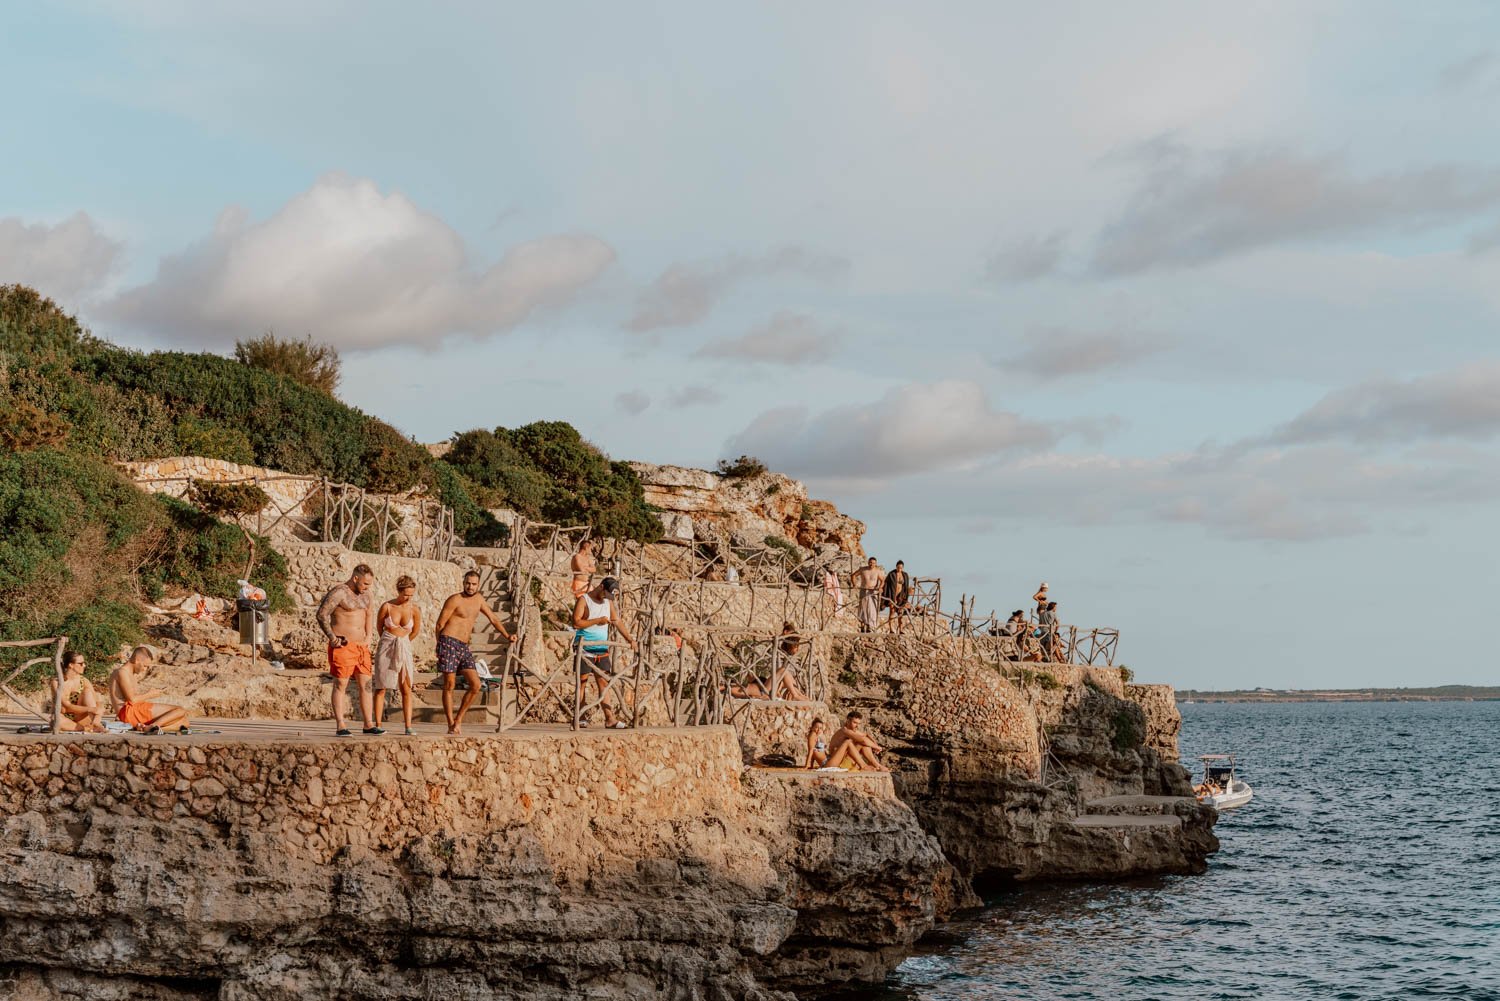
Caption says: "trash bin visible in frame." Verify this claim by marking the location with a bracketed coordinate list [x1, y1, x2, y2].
[236, 596, 270, 648]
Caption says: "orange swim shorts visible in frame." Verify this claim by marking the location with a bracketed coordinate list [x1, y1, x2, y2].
[328, 642, 373, 679]
[117, 701, 155, 728]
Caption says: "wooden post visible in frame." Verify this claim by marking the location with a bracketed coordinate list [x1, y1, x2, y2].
[48, 637, 68, 734]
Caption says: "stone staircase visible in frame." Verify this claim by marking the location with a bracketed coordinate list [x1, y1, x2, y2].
[1069, 794, 1197, 833]
[381, 565, 522, 727]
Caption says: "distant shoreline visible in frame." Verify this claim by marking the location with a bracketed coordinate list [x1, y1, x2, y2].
[1178, 685, 1500, 704]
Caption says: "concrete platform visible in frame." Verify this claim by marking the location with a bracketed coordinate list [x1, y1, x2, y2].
[1070, 813, 1183, 831]
[1084, 794, 1198, 816]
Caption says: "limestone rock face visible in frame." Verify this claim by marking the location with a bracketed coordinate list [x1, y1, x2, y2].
[822, 637, 1218, 890]
[630, 463, 865, 555]
[0, 727, 946, 999]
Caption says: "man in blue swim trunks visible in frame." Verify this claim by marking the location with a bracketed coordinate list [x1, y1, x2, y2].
[434, 570, 515, 734]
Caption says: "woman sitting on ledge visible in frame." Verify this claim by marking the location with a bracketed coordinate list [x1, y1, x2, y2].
[806, 718, 864, 771]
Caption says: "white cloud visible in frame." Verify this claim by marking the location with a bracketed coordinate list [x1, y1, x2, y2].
[1270, 361, 1500, 444]
[853, 439, 1500, 543]
[998, 326, 1173, 379]
[668, 384, 723, 409]
[0, 212, 122, 301]
[696, 311, 841, 365]
[614, 390, 651, 415]
[107, 173, 615, 349]
[985, 232, 1065, 283]
[627, 246, 847, 332]
[724, 379, 1055, 479]
[1092, 146, 1500, 275]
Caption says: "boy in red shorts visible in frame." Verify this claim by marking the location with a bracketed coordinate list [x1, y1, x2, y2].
[317, 564, 384, 736]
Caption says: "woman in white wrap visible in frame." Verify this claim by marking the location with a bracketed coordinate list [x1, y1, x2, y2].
[374, 575, 421, 735]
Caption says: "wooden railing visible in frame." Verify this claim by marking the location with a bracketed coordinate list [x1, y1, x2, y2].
[0, 636, 68, 732]
[125, 472, 456, 561]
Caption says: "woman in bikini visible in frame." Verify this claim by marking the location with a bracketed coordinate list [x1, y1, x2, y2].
[571, 537, 597, 599]
[50, 651, 105, 732]
[374, 575, 422, 735]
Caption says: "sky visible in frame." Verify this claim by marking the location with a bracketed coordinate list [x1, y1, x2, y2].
[3, 1, 1499, 691]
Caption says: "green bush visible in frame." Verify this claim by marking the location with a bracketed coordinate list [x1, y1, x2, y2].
[144, 496, 293, 613]
[446, 423, 659, 544]
[233, 332, 340, 396]
[1111, 707, 1144, 753]
[763, 535, 801, 566]
[360, 419, 427, 493]
[175, 416, 255, 464]
[426, 461, 508, 547]
[0, 448, 162, 683]
[716, 455, 766, 479]
[1118, 665, 1135, 684]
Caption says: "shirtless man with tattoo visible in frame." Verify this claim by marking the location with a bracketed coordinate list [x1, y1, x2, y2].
[317, 564, 383, 736]
[435, 570, 515, 735]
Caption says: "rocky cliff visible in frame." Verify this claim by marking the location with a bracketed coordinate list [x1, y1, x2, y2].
[823, 636, 1217, 892]
[629, 463, 865, 557]
[0, 728, 950, 1000]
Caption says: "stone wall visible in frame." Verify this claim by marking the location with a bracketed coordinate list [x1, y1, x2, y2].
[118, 456, 438, 549]
[0, 727, 742, 865]
[279, 542, 465, 664]
[0, 727, 951, 999]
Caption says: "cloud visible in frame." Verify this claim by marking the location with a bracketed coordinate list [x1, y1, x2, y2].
[614, 390, 651, 415]
[667, 384, 723, 409]
[858, 438, 1500, 543]
[999, 326, 1173, 379]
[107, 173, 615, 349]
[1439, 51, 1498, 91]
[985, 232, 1065, 283]
[0, 212, 122, 300]
[696, 311, 841, 365]
[1270, 361, 1500, 445]
[1091, 147, 1500, 275]
[724, 379, 1055, 479]
[627, 246, 847, 331]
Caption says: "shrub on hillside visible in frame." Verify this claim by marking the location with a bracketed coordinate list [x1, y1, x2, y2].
[426, 461, 509, 547]
[0, 448, 162, 683]
[716, 455, 766, 479]
[0, 399, 69, 452]
[233, 332, 340, 396]
[174, 416, 255, 464]
[144, 496, 292, 613]
[445, 423, 659, 543]
[360, 420, 427, 493]
[445, 428, 551, 514]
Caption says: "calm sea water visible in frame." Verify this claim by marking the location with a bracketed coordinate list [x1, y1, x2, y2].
[836, 701, 1500, 1001]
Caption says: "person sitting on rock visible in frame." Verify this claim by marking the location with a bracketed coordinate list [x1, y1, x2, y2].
[50, 651, 105, 732]
[828, 711, 887, 772]
[805, 718, 865, 771]
[774, 622, 809, 701]
[109, 646, 189, 734]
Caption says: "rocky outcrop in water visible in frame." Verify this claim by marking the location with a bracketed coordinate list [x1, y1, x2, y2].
[824, 637, 1217, 891]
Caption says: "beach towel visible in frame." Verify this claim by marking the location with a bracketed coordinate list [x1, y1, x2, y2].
[373, 631, 415, 690]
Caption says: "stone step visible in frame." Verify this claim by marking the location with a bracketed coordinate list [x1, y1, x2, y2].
[1070, 813, 1183, 831]
[407, 704, 494, 725]
[1083, 795, 1197, 817]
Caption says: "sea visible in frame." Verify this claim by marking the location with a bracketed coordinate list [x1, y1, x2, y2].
[837, 700, 1500, 1001]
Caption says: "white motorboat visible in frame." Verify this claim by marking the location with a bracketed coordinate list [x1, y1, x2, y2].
[1195, 753, 1253, 810]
